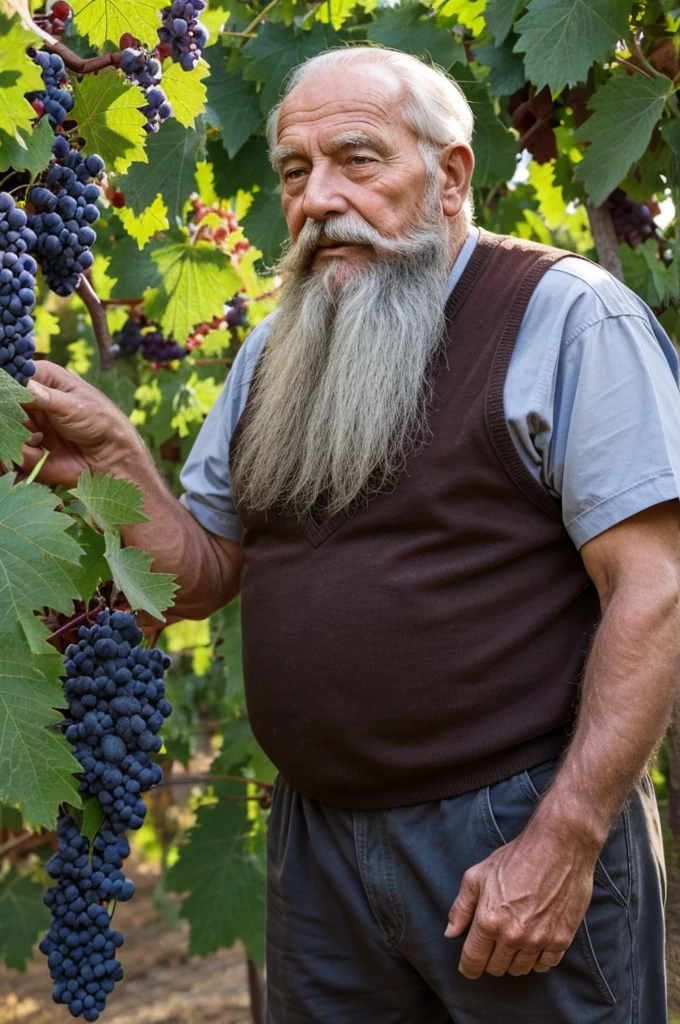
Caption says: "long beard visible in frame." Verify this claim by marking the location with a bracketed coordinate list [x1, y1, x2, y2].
[231, 209, 451, 519]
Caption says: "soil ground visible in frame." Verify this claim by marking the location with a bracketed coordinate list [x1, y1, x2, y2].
[3, 825, 680, 1024]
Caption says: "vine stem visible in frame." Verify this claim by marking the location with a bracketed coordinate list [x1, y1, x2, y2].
[162, 773, 274, 789]
[0, 830, 35, 859]
[630, 32, 657, 79]
[614, 54, 654, 80]
[516, 114, 553, 152]
[48, 600, 107, 642]
[242, 0, 280, 36]
[5, 0, 122, 74]
[586, 202, 624, 282]
[101, 297, 144, 307]
[247, 959, 266, 1024]
[76, 276, 115, 371]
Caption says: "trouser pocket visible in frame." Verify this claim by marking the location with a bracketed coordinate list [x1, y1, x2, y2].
[483, 760, 632, 1007]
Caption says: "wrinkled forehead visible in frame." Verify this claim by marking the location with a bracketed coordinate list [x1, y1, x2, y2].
[276, 63, 410, 143]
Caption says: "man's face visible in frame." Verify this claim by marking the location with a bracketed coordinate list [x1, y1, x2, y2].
[273, 64, 434, 278]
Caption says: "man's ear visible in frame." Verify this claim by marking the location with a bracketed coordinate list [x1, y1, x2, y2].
[439, 143, 475, 219]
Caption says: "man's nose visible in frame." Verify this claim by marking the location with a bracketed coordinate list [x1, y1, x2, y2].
[301, 165, 350, 222]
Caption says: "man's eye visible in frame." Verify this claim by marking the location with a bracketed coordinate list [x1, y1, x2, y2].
[350, 156, 372, 166]
[285, 168, 306, 181]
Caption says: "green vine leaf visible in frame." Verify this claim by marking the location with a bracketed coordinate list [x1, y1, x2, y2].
[574, 71, 670, 206]
[70, 0, 162, 47]
[103, 530, 177, 621]
[514, 0, 632, 92]
[116, 117, 205, 222]
[460, 78, 518, 187]
[0, 868, 51, 969]
[242, 187, 289, 267]
[475, 38, 526, 96]
[0, 13, 44, 143]
[0, 371, 32, 468]
[484, 0, 524, 45]
[366, 2, 466, 68]
[204, 49, 263, 158]
[242, 21, 344, 113]
[71, 470, 149, 533]
[161, 60, 210, 130]
[0, 626, 82, 829]
[71, 71, 148, 175]
[150, 241, 242, 342]
[0, 117, 55, 176]
[0, 474, 84, 652]
[166, 788, 266, 963]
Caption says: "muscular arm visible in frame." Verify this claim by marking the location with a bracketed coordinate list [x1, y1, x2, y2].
[446, 500, 680, 978]
[18, 361, 242, 620]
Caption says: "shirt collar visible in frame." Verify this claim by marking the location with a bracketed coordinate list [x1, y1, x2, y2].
[446, 225, 480, 300]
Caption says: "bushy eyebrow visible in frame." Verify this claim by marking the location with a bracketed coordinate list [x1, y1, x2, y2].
[269, 131, 390, 173]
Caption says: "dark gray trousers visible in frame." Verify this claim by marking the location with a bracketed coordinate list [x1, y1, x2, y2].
[266, 760, 667, 1023]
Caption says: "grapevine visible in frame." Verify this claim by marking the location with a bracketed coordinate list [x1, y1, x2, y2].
[158, 0, 210, 72]
[40, 609, 172, 1019]
[26, 49, 75, 128]
[118, 39, 173, 135]
[0, 194, 38, 386]
[605, 188, 659, 249]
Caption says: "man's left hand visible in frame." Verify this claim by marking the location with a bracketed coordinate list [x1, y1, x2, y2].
[445, 825, 598, 979]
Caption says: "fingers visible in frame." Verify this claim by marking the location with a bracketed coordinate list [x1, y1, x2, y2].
[458, 923, 496, 979]
[31, 359, 81, 391]
[445, 868, 479, 939]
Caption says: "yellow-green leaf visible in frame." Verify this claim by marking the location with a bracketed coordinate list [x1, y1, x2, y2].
[162, 59, 210, 129]
[70, 0, 161, 47]
[150, 241, 242, 342]
[116, 193, 169, 249]
[72, 70, 148, 174]
[0, 13, 44, 141]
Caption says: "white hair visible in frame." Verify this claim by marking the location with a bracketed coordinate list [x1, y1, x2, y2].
[266, 45, 475, 224]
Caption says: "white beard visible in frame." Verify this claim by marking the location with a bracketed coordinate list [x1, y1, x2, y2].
[231, 204, 453, 519]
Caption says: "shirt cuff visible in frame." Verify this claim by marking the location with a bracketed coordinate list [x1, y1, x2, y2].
[565, 471, 680, 549]
[179, 493, 244, 543]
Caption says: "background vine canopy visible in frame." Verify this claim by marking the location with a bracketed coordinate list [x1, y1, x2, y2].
[0, 0, 678, 1000]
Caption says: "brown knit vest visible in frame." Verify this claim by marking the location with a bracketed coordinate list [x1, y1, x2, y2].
[230, 230, 601, 808]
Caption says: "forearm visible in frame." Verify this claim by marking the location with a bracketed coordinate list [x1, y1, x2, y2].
[534, 586, 680, 849]
[102, 439, 239, 620]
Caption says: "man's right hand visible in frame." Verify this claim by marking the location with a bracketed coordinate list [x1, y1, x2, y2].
[17, 360, 144, 489]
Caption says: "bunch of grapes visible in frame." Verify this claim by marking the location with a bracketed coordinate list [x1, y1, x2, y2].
[38, 0, 73, 37]
[61, 610, 172, 833]
[140, 328, 188, 363]
[40, 609, 172, 1017]
[119, 44, 173, 134]
[26, 48, 74, 128]
[225, 294, 248, 329]
[40, 817, 128, 1021]
[112, 316, 145, 358]
[28, 135, 103, 297]
[605, 188, 656, 248]
[158, 0, 210, 71]
[0, 193, 38, 387]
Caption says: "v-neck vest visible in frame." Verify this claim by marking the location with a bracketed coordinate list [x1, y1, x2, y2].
[229, 230, 601, 809]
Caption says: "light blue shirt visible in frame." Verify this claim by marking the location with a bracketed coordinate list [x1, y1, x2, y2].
[180, 227, 680, 550]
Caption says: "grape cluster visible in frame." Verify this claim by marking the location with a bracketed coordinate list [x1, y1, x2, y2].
[225, 294, 247, 330]
[119, 47, 173, 134]
[606, 188, 656, 248]
[28, 135, 103, 297]
[26, 49, 74, 128]
[159, 0, 210, 71]
[40, 816, 126, 1022]
[0, 193, 38, 386]
[112, 317, 145, 358]
[41, 0, 73, 37]
[140, 329, 187, 363]
[61, 609, 172, 834]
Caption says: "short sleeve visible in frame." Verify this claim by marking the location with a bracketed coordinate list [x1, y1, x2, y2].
[179, 315, 273, 542]
[554, 314, 680, 549]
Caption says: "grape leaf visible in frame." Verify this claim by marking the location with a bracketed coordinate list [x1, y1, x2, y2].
[80, 796, 104, 842]
[660, 117, 680, 157]
[204, 49, 263, 158]
[436, 0, 486, 35]
[116, 117, 205, 222]
[574, 71, 670, 206]
[620, 239, 677, 308]
[460, 78, 517, 187]
[484, 0, 524, 44]
[103, 530, 177, 621]
[514, 0, 632, 92]
[242, 187, 290, 267]
[216, 599, 243, 700]
[366, 3, 466, 69]
[0, 626, 82, 829]
[166, 788, 266, 963]
[70, 0, 161, 47]
[0, 13, 44, 143]
[208, 135, 278, 200]
[71, 71, 148, 175]
[150, 241, 242, 342]
[67, 519, 109, 605]
[161, 60, 210, 130]
[475, 37, 526, 96]
[314, 0, 378, 28]
[0, 117, 55, 176]
[0, 371, 32, 469]
[71, 471, 149, 532]
[106, 234, 163, 297]
[242, 21, 344, 113]
[0, 474, 84, 652]
[116, 194, 169, 250]
[0, 868, 51, 969]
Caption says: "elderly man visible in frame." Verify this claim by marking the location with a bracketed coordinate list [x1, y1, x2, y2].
[21, 46, 680, 1023]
